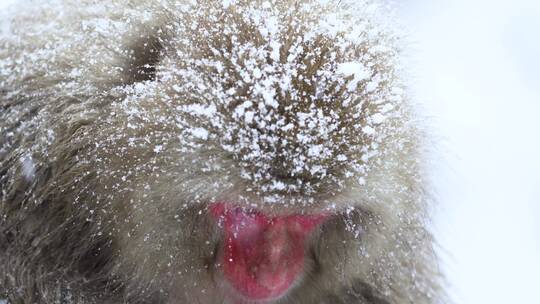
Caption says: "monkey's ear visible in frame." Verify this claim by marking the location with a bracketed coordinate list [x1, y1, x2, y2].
[123, 33, 163, 84]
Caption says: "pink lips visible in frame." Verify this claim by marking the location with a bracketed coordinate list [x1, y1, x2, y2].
[210, 203, 329, 300]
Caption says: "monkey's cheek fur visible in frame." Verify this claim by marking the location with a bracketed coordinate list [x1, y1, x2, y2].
[210, 203, 329, 300]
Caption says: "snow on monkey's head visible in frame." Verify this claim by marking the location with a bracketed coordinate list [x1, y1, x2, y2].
[115, 0, 407, 206]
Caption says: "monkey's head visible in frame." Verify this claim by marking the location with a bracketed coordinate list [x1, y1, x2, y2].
[0, 1, 437, 303]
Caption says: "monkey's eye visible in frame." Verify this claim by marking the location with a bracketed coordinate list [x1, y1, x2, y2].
[123, 34, 163, 84]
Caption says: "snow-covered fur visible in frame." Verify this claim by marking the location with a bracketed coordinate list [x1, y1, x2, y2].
[0, 1, 443, 303]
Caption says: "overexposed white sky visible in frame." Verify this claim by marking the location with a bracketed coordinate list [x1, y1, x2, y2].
[0, 1, 539, 303]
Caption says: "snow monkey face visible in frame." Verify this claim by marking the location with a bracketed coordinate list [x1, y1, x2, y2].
[66, 1, 416, 303]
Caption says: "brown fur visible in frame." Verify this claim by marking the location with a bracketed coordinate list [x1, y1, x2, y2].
[0, 1, 444, 303]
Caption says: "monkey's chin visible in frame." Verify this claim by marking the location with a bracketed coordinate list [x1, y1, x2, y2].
[210, 203, 328, 301]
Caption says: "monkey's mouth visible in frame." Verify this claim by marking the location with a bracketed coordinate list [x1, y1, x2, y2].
[210, 203, 329, 301]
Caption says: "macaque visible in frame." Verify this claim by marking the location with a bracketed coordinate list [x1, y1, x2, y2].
[0, 1, 443, 303]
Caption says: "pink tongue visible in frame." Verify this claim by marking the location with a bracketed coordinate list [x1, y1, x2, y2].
[210, 204, 327, 300]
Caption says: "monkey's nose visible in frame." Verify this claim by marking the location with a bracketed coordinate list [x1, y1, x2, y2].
[209, 203, 328, 300]
[264, 223, 290, 266]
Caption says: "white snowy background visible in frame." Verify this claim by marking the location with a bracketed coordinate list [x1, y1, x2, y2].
[398, 0, 540, 303]
[0, 0, 539, 304]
